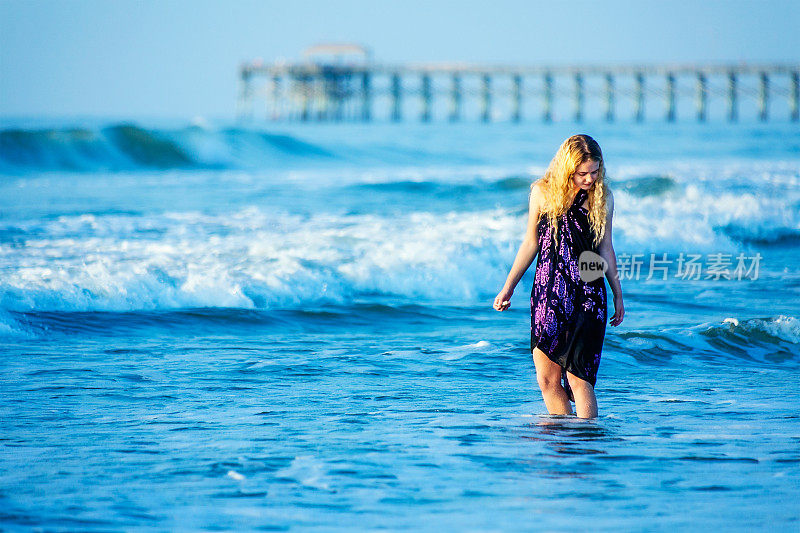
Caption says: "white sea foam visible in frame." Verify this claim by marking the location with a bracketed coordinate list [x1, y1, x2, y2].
[744, 315, 800, 344]
[695, 315, 800, 345]
[1, 160, 797, 314]
[226, 470, 246, 481]
[441, 340, 491, 360]
[274, 455, 331, 490]
[612, 160, 800, 248]
[0, 207, 521, 312]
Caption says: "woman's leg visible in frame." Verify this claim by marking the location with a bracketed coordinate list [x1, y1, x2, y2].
[532, 348, 573, 415]
[565, 372, 598, 419]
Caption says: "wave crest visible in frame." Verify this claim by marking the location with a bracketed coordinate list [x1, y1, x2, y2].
[611, 316, 800, 368]
[0, 123, 335, 171]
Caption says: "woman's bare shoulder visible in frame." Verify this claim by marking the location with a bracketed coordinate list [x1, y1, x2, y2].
[605, 185, 614, 206]
[602, 184, 615, 218]
[529, 180, 545, 207]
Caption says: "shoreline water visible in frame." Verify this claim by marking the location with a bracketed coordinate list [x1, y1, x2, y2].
[1, 119, 799, 529]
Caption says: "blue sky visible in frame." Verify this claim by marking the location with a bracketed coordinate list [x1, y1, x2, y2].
[1, 0, 799, 119]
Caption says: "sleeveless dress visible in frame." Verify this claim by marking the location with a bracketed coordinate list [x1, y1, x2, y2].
[530, 188, 607, 402]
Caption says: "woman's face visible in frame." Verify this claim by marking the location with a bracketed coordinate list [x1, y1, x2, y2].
[571, 159, 600, 190]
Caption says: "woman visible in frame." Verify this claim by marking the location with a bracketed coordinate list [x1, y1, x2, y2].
[494, 134, 624, 419]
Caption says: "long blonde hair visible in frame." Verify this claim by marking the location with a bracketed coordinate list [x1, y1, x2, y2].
[533, 134, 608, 248]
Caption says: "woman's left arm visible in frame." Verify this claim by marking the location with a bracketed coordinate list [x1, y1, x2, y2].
[597, 189, 625, 326]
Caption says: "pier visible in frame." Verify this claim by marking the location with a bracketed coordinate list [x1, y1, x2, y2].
[237, 45, 800, 123]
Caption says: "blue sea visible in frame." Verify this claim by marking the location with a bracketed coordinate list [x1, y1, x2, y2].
[1, 118, 799, 530]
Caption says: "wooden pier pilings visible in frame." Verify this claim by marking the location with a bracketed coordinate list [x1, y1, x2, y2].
[237, 61, 800, 123]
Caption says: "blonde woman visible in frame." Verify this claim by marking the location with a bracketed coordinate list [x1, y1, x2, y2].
[494, 134, 624, 419]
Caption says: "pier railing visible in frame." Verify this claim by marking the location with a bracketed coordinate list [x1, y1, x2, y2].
[237, 62, 800, 123]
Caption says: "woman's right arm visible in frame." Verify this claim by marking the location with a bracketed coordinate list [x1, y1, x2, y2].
[493, 183, 542, 311]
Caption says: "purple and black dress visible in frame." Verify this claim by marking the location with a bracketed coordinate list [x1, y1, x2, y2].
[531, 188, 607, 401]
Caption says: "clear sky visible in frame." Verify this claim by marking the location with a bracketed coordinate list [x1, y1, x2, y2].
[1, 0, 799, 120]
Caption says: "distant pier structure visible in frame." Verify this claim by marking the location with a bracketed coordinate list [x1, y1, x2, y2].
[238, 44, 800, 123]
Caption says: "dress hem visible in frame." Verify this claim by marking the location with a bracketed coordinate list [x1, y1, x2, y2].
[530, 337, 598, 387]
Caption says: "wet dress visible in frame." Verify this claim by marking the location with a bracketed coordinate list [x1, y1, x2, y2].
[530, 188, 607, 401]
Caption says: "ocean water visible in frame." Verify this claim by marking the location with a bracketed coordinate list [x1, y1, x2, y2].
[1, 119, 799, 530]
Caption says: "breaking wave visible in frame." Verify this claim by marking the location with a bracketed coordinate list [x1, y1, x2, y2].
[0, 123, 336, 171]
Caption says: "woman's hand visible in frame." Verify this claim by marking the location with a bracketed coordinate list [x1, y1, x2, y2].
[493, 287, 514, 311]
[609, 294, 625, 326]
